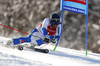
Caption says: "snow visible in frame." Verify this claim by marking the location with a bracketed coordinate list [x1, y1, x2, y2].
[92, 24, 100, 30]
[97, 40, 100, 45]
[0, 36, 100, 66]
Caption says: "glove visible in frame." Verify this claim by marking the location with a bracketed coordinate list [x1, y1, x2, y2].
[51, 37, 57, 43]
[44, 35, 50, 43]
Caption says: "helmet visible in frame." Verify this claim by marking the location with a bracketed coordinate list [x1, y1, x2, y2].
[50, 13, 60, 20]
[50, 13, 60, 25]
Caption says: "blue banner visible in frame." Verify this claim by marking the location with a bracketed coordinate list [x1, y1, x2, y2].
[61, 0, 88, 15]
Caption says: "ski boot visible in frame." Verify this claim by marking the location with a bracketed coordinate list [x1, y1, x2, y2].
[6, 39, 14, 46]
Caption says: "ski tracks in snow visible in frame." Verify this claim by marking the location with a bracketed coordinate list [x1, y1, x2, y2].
[0, 36, 100, 66]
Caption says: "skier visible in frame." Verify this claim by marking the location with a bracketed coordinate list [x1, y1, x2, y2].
[7, 13, 61, 47]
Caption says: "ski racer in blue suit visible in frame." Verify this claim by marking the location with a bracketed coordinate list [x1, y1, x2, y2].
[7, 13, 61, 47]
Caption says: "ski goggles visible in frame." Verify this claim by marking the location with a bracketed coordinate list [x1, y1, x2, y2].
[51, 22, 59, 25]
[51, 19, 60, 22]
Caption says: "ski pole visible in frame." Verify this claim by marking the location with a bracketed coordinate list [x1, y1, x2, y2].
[31, 35, 44, 40]
[40, 43, 49, 48]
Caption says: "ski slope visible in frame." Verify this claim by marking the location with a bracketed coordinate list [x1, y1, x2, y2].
[0, 36, 100, 66]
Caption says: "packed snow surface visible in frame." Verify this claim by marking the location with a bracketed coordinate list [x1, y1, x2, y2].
[0, 36, 100, 66]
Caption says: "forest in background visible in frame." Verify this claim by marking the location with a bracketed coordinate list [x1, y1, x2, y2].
[0, 0, 100, 53]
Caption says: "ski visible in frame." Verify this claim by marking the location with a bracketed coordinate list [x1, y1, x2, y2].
[0, 42, 49, 53]
[18, 45, 49, 53]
